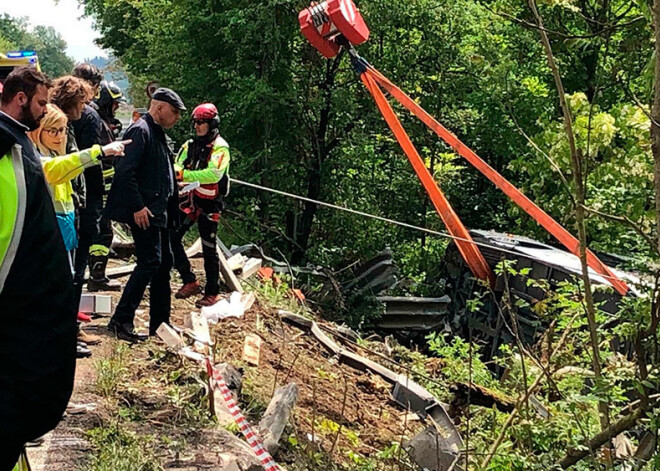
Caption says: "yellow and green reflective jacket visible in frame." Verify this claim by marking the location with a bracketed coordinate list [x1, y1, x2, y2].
[174, 136, 230, 184]
[40, 145, 102, 251]
[0, 145, 22, 289]
[41, 145, 102, 214]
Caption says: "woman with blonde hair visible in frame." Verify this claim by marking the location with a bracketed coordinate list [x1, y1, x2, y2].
[28, 104, 129, 266]
[28, 104, 130, 355]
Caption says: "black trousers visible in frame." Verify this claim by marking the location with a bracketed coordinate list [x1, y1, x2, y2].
[112, 224, 173, 332]
[0, 441, 23, 471]
[171, 212, 220, 296]
[74, 194, 102, 283]
[74, 194, 114, 281]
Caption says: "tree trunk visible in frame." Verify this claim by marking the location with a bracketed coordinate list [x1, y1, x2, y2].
[527, 0, 611, 432]
[292, 55, 343, 264]
[652, 0, 660, 256]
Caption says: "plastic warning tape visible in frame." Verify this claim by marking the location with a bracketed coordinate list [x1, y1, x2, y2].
[205, 358, 281, 471]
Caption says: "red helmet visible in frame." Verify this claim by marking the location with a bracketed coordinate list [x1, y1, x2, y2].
[191, 103, 218, 120]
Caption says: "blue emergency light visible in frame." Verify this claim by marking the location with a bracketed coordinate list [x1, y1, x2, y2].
[6, 51, 37, 58]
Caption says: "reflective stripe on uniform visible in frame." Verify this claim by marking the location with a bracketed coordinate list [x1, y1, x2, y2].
[89, 244, 110, 256]
[0, 144, 27, 293]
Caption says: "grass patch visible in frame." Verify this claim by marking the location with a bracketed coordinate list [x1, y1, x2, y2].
[94, 342, 129, 397]
[81, 425, 162, 471]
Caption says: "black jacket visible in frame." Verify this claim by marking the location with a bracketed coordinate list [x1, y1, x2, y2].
[72, 104, 106, 197]
[105, 113, 177, 228]
[0, 111, 77, 445]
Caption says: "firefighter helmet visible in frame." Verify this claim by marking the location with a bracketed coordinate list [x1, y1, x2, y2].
[95, 80, 124, 119]
[191, 103, 219, 129]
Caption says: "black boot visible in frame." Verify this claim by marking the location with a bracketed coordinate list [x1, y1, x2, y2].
[87, 254, 122, 292]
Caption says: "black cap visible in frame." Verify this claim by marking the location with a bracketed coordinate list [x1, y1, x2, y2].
[151, 87, 186, 111]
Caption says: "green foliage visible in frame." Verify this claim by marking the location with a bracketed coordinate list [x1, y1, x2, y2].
[82, 425, 162, 471]
[94, 342, 129, 397]
[427, 332, 496, 388]
[0, 14, 74, 77]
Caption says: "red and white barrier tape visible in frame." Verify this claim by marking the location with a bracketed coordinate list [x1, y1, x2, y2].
[205, 358, 281, 471]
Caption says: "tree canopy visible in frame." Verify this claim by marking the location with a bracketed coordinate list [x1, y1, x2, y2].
[0, 14, 75, 78]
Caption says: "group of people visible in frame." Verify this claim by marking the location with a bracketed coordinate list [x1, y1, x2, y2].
[0, 63, 232, 468]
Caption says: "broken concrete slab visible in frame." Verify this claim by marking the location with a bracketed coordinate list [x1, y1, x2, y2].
[241, 292, 256, 312]
[227, 253, 248, 271]
[204, 429, 262, 471]
[258, 383, 299, 455]
[219, 250, 244, 293]
[240, 258, 262, 280]
[217, 363, 243, 393]
[156, 323, 186, 350]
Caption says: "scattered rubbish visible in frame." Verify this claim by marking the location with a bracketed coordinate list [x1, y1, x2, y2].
[79, 294, 112, 314]
[529, 395, 550, 419]
[201, 291, 253, 323]
[189, 311, 212, 354]
[400, 412, 422, 424]
[65, 402, 97, 415]
[291, 288, 305, 303]
[227, 253, 248, 271]
[107, 262, 136, 279]
[243, 333, 262, 366]
[634, 431, 657, 462]
[156, 323, 186, 350]
[258, 266, 274, 280]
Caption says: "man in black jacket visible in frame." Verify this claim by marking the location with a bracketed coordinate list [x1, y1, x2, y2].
[72, 64, 123, 292]
[0, 67, 76, 469]
[105, 88, 185, 341]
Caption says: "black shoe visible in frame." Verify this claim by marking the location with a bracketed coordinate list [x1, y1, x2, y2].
[108, 318, 147, 343]
[77, 341, 92, 358]
[87, 277, 122, 292]
[88, 255, 123, 292]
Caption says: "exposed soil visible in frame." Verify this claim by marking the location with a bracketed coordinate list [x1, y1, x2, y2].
[27, 257, 426, 470]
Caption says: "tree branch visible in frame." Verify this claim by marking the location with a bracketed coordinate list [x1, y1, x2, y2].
[558, 397, 659, 468]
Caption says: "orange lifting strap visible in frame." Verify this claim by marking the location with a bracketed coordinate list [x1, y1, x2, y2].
[361, 71, 496, 285]
[358, 63, 628, 296]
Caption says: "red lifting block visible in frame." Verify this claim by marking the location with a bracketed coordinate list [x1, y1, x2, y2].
[299, 0, 370, 58]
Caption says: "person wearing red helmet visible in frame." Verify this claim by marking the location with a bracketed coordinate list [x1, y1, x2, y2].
[171, 103, 230, 307]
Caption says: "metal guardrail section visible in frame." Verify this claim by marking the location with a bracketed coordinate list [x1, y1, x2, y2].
[373, 295, 451, 331]
[342, 249, 398, 297]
